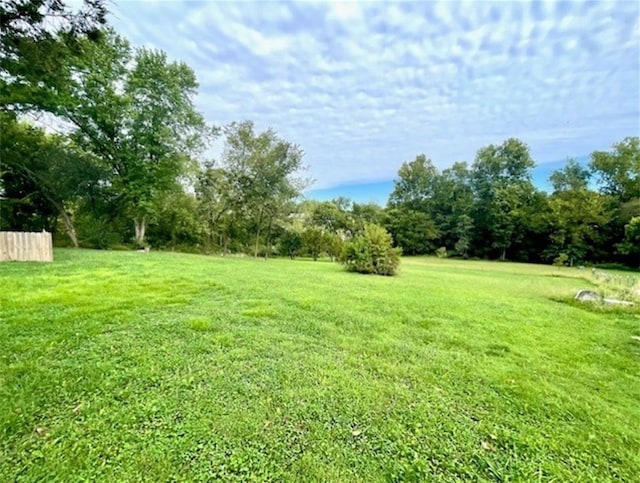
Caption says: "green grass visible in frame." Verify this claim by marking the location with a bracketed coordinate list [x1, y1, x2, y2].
[1, 249, 638, 481]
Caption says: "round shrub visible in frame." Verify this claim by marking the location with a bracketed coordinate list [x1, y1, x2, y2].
[340, 224, 401, 276]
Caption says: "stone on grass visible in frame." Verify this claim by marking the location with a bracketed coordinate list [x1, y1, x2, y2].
[575, 290, 602, 302]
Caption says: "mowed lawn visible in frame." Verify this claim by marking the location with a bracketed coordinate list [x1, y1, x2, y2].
[1, 250, 638, 482]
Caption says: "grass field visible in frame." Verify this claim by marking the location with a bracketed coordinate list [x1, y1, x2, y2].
[1, 249, 639, 481]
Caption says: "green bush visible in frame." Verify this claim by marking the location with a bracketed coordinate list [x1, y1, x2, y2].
[553, 253, 569, 267]
[435, 246, 447, 258]
[340, 224, 401, 276]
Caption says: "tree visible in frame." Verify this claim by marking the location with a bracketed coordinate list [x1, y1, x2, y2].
[195, 162, 235, 253]
[47, 30, 211, 246]
[471, 138, 537, 260]
[384, 207, 438, 255]
[1, 0, 107, 112]
[550, 158, 591, 193]
[279, 230, 303, 259]
[429, 161, 474, 250]
[221, 121, 307, 258]
[324, 232, 344, 262]
[546, 189, 610, 266]
[340, 224, 401, 276]
[302, 227, 326, 261]
[388, 154, 438, 212]
[124, 48, 209, 244]
[453, 214, 474, 258]
[310, 201, 350, 233]
[545, 159, 611, 265]
[510, 190, 549, 263]
[0, 113, 93, 245]
[590, 137, 640, 203]
[618, 217, 640, 267]
[351, 202, 384, 225]
[148, 189, 201, 250]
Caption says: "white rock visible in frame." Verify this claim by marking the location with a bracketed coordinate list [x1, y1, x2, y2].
[575, 290, 601, 302]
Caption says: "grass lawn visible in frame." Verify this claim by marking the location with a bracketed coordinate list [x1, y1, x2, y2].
[1, 249, 639, 481]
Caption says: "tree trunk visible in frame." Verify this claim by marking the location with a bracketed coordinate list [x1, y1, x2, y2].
[170, 213, 177, 251]
[264, 216, 273, 260]
[501, 247, 506, 261]
[254, 207, 264, 258]
[134, 217, 146, 246]
[254, 226, 261, 258]
[55, 202, 79, 248]
[16, 166, 79, 247]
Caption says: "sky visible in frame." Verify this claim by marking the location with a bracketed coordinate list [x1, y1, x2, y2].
[108, 0, 640, 199]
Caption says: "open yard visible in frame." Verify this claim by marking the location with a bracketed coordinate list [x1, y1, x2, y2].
[1, 250, 638, 481]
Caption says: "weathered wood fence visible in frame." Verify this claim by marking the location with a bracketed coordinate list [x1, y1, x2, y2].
[0, 231, 53, 262]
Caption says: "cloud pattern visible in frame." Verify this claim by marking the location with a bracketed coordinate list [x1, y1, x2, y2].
[109, 0, 639, 189]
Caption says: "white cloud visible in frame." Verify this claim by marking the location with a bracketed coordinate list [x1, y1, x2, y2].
[108, 0, 640, 189]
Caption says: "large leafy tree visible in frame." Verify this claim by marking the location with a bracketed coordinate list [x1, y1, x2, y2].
[471, 138, 537, 260]
[46, 30, 210, 245]
[351, 202, 384, 227]
[549, 158, 591, 192]
[388, 154, 438, 212]
[429, 161, 474, 251]
[0, 113, 97, 245]
[590, 137, 640, 203]
[221, 121, 307, 258]
[386, 154, 440, 254]
[302, 227, 326, 261]
[589, 137, 640, 261]
[310, 200, 351, 234]
[546, 163, 611, 266]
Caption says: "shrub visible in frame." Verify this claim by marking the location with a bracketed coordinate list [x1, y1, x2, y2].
[435, 246, 447, 258]
[340, 224, 401, 276]
[553, 253, 569, 267]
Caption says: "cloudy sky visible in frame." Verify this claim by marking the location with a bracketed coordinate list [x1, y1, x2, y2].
[108, 1, 639, 192]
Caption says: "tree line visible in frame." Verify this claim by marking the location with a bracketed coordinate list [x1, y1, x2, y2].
[384, 138, 639, 268]
[1, 1, 638, 268]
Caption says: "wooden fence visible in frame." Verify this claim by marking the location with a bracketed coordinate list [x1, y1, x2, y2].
[0, 231, 53, 262]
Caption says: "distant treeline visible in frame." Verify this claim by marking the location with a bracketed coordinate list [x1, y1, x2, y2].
[1, 1, 638, 267]
[382, 137, 639, 267]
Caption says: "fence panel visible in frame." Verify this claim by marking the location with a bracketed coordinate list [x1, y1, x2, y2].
[0, 231, 53, 262]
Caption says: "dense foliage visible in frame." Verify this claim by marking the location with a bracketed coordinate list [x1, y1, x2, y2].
[1, 1, 638, 269]
[341, 224, 401, 276]
[385, 137, 639, 268]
